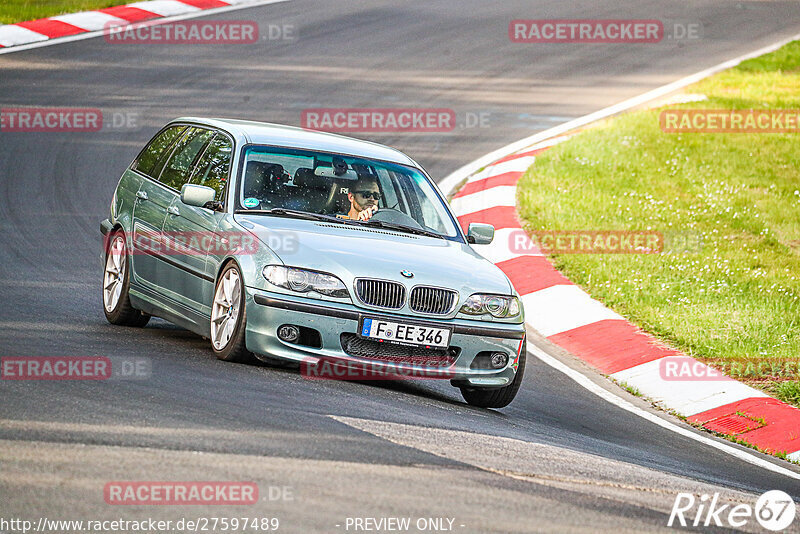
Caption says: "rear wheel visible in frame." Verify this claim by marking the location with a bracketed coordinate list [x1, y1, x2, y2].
[102, 231, 150, 327]
[211, 263, 254, 363]
[460, 341, 526, 408]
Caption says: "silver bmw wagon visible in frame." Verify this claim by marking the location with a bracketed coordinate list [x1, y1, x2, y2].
[101, 118, 526, 407]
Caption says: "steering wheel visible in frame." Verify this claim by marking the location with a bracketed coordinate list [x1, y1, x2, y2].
[368, 208, 424, 229]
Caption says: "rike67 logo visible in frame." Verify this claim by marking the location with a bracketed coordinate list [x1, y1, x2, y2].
[668, 490, 796, 531]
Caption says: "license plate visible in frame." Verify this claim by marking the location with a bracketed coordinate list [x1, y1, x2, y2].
[360, 317, 451, 348]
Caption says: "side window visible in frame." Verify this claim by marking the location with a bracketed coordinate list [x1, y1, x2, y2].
[377, 169, 408, 213]
[403, 175, 449, 233]
[132, 125, 186, 177]
[158, 127, 215, 190]
[189, 134, 232, 201]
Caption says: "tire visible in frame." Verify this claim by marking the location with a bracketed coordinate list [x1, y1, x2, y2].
[103, 230, 150, 327]
[210, 262, 255, 363]
[460, 341, 526, 408]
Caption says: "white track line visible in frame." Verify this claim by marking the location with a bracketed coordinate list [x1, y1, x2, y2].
[528, 343, 800, 480]
[438, 31, 800, 196]
[0, 0, 290, 55]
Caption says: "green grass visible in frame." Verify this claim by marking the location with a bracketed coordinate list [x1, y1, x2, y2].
[613, 379, 642, 398]
[771, 380, 800, 405]
[517, 41, 800, 407]
[0, 0, 131, 25]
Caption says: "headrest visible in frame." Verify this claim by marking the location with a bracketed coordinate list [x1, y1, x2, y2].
[293, 168, 334, 190]
[246, 161, 285, 182]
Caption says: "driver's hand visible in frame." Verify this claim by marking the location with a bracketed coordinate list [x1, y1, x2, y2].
[357, 205, 378, 221]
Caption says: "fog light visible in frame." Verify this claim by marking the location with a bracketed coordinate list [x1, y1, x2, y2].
[490, 352, 509, 369]
[278, 325, 300, 343]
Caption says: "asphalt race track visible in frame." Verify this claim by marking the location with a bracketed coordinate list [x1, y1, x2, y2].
[1, 1, 800, 532]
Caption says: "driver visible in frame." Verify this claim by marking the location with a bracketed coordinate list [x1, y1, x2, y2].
[346, 177, 381, 221]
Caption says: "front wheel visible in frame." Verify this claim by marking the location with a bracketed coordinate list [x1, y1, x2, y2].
[102, 231, 150, 327]
[460, 342, 526, 408]
[211, 263, 254, 363]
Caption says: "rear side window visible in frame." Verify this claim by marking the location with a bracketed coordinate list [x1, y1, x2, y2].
[158, 127, 215, 190]
[189, 134, 233, 201]
[132, 125, 186, 177]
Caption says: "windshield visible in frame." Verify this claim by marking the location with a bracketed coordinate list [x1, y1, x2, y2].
[236, 146, 461, 240]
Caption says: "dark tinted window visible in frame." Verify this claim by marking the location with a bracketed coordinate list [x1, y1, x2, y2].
[239, 146, 459, 238]
[189, 134, 232, 201]
[158, 127, 214, 190]
[132, 125, 186, 177]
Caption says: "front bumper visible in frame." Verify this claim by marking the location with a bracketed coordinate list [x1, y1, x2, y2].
[245, 288, 525, 388]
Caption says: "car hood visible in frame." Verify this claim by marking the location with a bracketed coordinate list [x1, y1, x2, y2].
[235, 214, 513, 295]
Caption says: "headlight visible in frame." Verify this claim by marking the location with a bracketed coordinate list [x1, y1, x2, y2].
[460, 294, 520, 318]
[263, 265, 349, 299]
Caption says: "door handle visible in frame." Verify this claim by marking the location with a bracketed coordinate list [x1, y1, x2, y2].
[167, 206, 180, 217]
[136, 191, 148, 201]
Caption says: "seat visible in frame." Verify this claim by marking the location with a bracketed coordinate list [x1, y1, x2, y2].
[242, 161, 288, 208]
[328, 181, 353, 214]
[291, 168, 339, 213]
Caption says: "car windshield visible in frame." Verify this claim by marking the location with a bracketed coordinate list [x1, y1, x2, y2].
[236, 146, 461, 240]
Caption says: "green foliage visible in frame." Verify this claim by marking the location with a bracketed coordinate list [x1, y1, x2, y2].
[517, 41, 800, 406]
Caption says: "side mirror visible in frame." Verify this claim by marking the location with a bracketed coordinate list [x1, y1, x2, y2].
[181, 184, 216, 208]
[467, 223, 494, 245]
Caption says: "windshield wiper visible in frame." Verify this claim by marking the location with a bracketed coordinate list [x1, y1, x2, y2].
[235, 208, 347, 224]
[359, 219, 444, 239]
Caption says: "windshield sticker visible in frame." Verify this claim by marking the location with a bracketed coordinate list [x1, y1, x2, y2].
[243, 197, 260, 208]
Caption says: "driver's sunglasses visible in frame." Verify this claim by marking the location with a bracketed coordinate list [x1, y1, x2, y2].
[355, 190, 381, 200]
